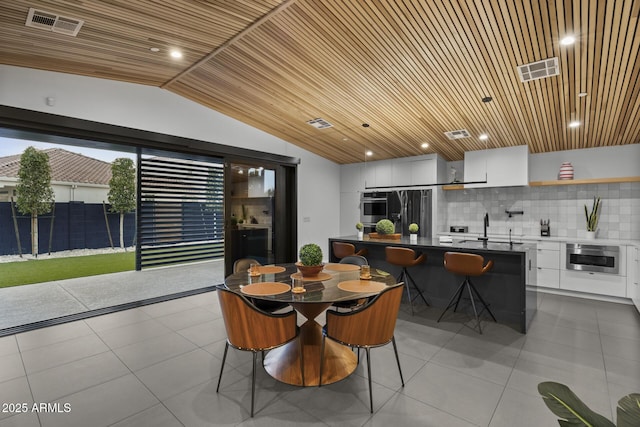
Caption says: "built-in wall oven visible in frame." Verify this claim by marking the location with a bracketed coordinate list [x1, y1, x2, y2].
[360, 191, 389, 233]
[566, 243, 619, 274]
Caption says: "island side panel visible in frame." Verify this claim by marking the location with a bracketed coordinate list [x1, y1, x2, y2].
[329, 237, 534, 333]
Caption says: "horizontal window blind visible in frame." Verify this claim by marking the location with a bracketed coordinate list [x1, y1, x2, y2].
[137, 156, 224, 269]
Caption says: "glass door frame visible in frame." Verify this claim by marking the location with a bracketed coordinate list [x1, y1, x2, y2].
[223, 159, 297, 276]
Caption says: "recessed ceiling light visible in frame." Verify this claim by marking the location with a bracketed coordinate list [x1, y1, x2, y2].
[560, 35, 576, 46]
[578, 92, 587, 97]
[366, 150, 373, 156]
[149, 47, 160, 53]
[170, 49, 183, 59]
[421, 142, 429, 149]
[568, 121, 580, 128]
[479, 134, 489, 140]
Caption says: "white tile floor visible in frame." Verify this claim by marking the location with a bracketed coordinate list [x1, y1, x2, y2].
[0, 290, 639, 426]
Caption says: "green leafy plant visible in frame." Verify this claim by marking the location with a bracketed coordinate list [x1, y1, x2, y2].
[538, 381, 640, 427]
[299, 243, 323, 266]
[16, 147, 54, 256]
[108, 158, 136, 249]
[356, 222, 364, 231]
[375, 219, 395, 235]
[408, 223, 419, 233]
[584, 196, 601, 232]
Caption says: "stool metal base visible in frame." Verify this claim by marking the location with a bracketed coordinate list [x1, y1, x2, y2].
[437, 277, 496, 334]
[396, 267, 429, 315]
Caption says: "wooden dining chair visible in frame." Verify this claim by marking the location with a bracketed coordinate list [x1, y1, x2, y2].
[232, 258, 289, 313]
[216, 287, 304, 417]
[319, 282, 405, 413]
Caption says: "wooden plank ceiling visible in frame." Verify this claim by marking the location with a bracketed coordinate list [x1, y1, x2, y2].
[1, 0, 639, 163]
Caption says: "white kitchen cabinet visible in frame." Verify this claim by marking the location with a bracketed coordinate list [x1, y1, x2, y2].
[340, 163, 364, 193]
[560, 270, 627, 297]
[362, 160, 393, 188]
[409, 158, 437, 185]
[374, 161, 392, 187]
[522, 239, 560, 289]
[464, 145, 529, 188]
[391, 159, 412, 186]
[363, 162, 377, 188]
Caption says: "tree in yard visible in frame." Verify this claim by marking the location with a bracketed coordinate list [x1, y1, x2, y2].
[16, 147, 54, 256]
[108, 158, 136, 249]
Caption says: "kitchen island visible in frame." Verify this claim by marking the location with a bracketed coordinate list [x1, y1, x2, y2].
[328, 235, 538, 333]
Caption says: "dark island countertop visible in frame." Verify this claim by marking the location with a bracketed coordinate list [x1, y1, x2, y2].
[333, 235, 535, 254]
[328, 235, 538, 333]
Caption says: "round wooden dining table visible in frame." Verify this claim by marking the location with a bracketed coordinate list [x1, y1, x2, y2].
[224, 263, 396, 387]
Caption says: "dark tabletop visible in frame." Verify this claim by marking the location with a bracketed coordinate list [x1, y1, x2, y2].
[224, 263, 396, 304]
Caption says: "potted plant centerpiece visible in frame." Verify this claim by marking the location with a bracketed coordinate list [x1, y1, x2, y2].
[356, 222, 364, 239]
[369, 219, 401, 240]
[296, 243, 324, 277]
[585, 196, 601, 239]
[409, 223, 419, 242]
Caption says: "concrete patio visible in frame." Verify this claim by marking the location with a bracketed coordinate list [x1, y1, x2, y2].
[0, 259, 225, 334]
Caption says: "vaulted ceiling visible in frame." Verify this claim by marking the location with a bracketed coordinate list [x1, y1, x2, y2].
[1, 0, 639, 163]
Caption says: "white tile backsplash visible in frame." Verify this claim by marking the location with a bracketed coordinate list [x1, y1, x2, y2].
[442, 182, 640, 240]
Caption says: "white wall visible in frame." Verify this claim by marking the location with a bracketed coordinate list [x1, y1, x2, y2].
[0, 65, 341, 259]
[529, 144, 640, 181]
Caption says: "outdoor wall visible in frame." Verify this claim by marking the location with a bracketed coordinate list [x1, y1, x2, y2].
[0, 202, 135, 256]
[0, 65, 341, 259]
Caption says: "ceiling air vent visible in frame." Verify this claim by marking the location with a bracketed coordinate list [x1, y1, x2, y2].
[517, 57, 559, 82]
[444, 129, 471, 140]
[306, 118, 333, 129]
[25, 8, 84, 37]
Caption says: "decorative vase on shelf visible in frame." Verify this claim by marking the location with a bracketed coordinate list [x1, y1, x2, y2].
[410, 234, 418, 243]
[357, 231, 364, 240]
[558, 162, 574, 180]
[585, 231, 596, 240]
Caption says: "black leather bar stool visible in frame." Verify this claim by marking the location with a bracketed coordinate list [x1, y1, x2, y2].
[437, 252, 497, 334]
[384, 246, 429, 315]
[332, 241, 367, 260]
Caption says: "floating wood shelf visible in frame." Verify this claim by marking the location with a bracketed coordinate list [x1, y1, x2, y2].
[442, 184, 465, 190]
[528, 176, 640, 186]
[443, 177, 640, 190]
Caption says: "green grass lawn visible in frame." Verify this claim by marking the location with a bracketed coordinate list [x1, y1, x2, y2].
[0, 252, 135, 288]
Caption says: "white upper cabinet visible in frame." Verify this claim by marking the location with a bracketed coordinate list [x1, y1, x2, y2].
[374, 161, 393, 187]
[464, 145, 529, 188]
[409, 158, 437, 185]
[340, 163, 364, 193]
[392, 159, 412, 186]
[341, 154, 439, 191]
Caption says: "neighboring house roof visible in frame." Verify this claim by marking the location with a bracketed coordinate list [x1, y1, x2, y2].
[0, 148, 112, 185]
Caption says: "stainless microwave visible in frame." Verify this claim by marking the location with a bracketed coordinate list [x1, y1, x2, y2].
[360, 192, 388, 224]
[566, 243, 619, 274]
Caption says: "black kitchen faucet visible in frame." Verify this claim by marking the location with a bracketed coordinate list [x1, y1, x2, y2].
[478, 212, 489, 243]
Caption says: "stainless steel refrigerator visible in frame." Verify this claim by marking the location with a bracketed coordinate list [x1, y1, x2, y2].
[387, 189, 432, 238]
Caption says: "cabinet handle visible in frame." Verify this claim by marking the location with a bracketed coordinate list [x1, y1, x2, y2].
[589, 272, 594, 275]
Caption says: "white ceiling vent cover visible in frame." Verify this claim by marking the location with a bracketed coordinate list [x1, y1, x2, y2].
[25, 8, 84, 36]
[517, 57, 559, 82]
[444, 129, 471, 140]
[306, 118, 333, 129]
